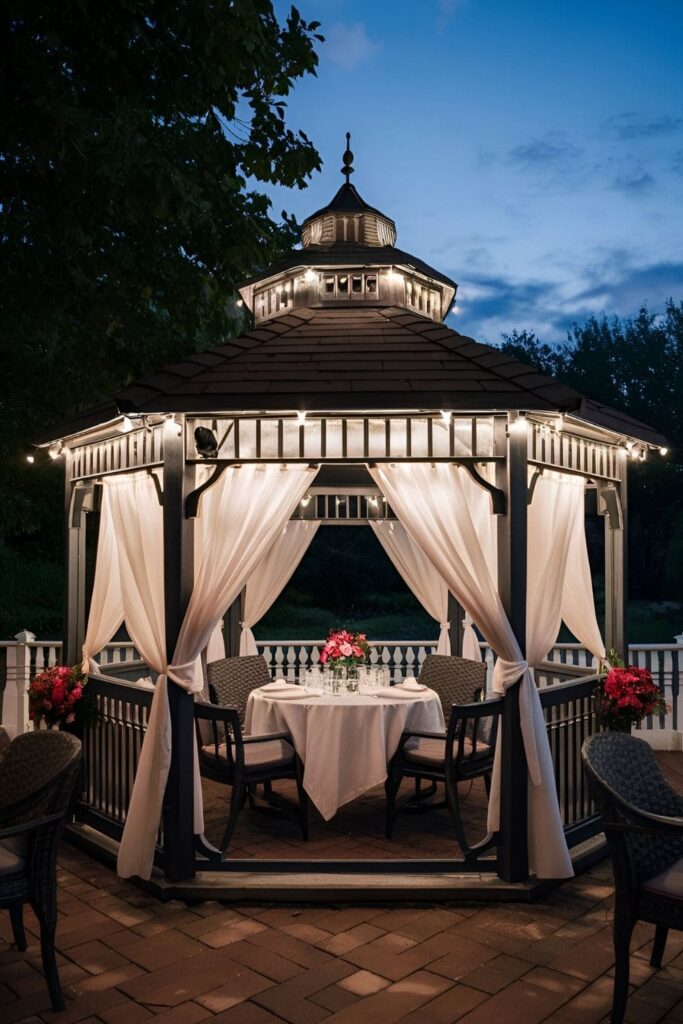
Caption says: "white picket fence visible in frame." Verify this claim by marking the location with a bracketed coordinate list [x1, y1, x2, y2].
[1, 633, 682, 741]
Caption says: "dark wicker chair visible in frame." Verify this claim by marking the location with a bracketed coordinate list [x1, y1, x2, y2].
[385, 697, 501, 859]
[582, 732, 683, 1024]
[417, 654, 488, 723]
[0, 730, 82, 1011]
[195, 701, 308, 856]
[207, 655, 270, 726]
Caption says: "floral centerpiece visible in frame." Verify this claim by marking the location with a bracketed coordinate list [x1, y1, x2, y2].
[320, 629, 370, 669]
[596, 653, 668, 731]
[28, 664, 92, 730]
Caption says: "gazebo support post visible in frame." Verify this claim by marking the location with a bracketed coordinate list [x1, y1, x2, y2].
[448, 594, 464, 658]
[604, 453, 628, 662]
[496, 417, 530, 883]
[63, 458, 89, 667]
[223, 592, 244, 658]
[162, 420, 196, 882]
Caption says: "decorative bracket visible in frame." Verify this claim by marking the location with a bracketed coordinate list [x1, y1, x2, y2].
[186, 465, 227, 519]
[597, 483, 623, 531]
[527, 467, 543, 505]
[461, 463, 506, 516]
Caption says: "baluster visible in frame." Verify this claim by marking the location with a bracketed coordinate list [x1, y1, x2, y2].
[274, 646, 285, 680]
[286, 645, 297, 682]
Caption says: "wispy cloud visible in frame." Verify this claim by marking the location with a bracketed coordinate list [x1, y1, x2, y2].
[604, 112, 683, 141]
[324, 22, 380, 71]
[610, 170, 655, 195]
[509, 134, 583, 168]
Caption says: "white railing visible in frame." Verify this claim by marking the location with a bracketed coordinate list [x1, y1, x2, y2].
[1, 634, 681, 740]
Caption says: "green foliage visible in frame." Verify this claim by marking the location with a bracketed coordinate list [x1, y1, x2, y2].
[502, 302, 683, 603]
[0, 0, 323, 531]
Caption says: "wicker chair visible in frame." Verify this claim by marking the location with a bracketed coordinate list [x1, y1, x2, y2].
[417, 654, 487, 722]
[385, 697, 501, 858]
[0, 730, 82, 1011]
[195, 701, 308, 856]
[582, 732, 683, 1024]
[207, 655, 270, 726]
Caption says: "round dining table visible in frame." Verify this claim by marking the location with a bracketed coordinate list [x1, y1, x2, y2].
[244, 685, 445, 820]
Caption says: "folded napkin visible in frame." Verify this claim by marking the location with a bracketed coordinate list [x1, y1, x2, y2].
[260, 679, 295, 692]
[266, 686, 321, 700]
[396, 677, 427, 692]
[374, 686, 421, 700]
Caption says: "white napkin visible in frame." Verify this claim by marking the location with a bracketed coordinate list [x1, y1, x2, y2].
[266, 686, 321, 701]
[260, 679, 294, 692]
[374, 686, 420, 700]
[396, 677, 426, 692]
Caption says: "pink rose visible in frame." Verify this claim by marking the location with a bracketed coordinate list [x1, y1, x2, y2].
[339, 643, 353, 657]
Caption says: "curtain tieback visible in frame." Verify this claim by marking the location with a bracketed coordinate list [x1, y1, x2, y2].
[167, 658, 205, 694]
[491, 657, 542, 788]
[438, 621, 450, 630]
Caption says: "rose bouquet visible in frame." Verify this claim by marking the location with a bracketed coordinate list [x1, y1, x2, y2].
[319, 629, 370, 668]
[595, 664, 669, 731]
[28, 664, 93, 730]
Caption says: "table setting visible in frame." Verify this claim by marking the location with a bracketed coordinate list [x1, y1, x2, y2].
[244, 629, 444, 820]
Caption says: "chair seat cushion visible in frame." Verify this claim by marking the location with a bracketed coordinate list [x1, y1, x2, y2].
[404, 735, 491, 768]
[203, 738, 295, 771]
[642, 857, 683, 901]
[0, 842, 25, 876]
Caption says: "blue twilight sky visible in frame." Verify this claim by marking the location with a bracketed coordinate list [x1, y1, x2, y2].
[267, 0, 683, 346]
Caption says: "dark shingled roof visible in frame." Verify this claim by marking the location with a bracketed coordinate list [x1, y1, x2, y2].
[38, 306, 665, 445]
[303, 182, 390, 224]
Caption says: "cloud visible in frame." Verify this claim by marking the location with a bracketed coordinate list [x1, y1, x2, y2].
[451, 253, 683, 345]
[610, 171, 655, 195]
[509, 134, 583, 168]
[672, 151, 683, 176]
[604, 113, 683, 141]
[324, 22, 380, 71]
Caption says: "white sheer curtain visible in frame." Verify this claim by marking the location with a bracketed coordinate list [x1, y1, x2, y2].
[369, 461, 573, 879]
[462, 613, 482, 662]
[240, 521, 319, 655]
[370, 520, 451, 655]
[116, 463, 317, 880]
[81, 493, 125, 672]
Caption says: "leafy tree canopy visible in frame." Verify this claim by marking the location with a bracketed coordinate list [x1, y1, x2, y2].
[502, 303, 683, 600]
[0, 0, 323, 539]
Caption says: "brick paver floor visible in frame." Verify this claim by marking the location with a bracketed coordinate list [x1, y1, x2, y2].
[2, 753, 683, 1024]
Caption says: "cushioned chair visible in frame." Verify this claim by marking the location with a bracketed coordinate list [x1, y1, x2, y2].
[207, 655, 270, 726]
[416, 654, 488, 723]
[0, 730, 82, 1011]
[582, 732, 683, 1024]
[195, 701, 308, 855]
[385, 697, 501, 858]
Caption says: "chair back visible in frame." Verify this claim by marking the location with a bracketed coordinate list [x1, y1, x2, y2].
[582, 732, 683, 886]
[0, 730, 82, 893]
[207, 655, 270, 726]
[194, 701, 244, 780]
[418, 654, 487, 721]
[445, 697, 501, 778]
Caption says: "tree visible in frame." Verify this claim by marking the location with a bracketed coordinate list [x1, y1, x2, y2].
[501, 303, 683, 602]
[0, 0, 323, 540]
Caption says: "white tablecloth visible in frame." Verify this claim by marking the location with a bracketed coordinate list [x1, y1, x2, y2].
[245, 688, 444, 820]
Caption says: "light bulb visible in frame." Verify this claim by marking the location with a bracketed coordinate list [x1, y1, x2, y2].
[440, 410, 452, 425]
[368, 496, 379, 509]
[26, 454, 35, 464]
[626, 440, 634, 451]
[304, 269, 317, 283]
[661, 447, 669, 456]
[48, 443, 62, 460]
[121, 416, 134, 433]
[296, 410, 307, 426]
[236, 298, 244, 308]
[509, 417, 528, 436]
[300, 495, 311, 507]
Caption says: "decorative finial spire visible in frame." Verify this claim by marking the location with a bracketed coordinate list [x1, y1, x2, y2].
[341, 132, 354, 184]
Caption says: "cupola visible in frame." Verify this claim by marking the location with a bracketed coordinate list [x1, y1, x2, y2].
[238, 134, 457, 325]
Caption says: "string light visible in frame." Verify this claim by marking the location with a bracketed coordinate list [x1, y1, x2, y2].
[296, 410, 307, 426]
[440, 410, 452, 425]
[120, 416, 134, 433]
[661, 447, 669, 456]
[368, 496, 379, 509]
[236, 298, 244, 308]
[48, 443, 63, 460]
[509, 417, 528, 436]
[303, 269, 317, 283]
[300, 495, 311, 507]
[26, 454, 35, 464]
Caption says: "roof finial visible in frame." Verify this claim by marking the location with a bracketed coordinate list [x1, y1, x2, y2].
[341, 131, 354, 184]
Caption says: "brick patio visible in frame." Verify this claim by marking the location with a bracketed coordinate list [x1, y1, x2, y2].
[2, 755, 683, 1024]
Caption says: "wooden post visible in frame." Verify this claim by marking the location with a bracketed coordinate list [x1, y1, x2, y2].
[63, 456, 90, 667]
[496, 415, 529, 883]
[604, 451, 628, 661]
[223, 591, 244, 658]
[447, 593, 464, 658]
[162, 418, 196, 882]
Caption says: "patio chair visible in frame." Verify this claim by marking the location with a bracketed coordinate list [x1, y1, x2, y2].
[207, 654, 270, 726]
[385, 697, 501, 859]
[194, 701, 308, 856]
[417, 654, 487, 722]
[0, 730, 82, 1011]
[582, 733, 683, 1024]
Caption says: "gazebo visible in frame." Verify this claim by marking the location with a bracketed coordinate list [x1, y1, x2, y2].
[37, 139, 665, 900]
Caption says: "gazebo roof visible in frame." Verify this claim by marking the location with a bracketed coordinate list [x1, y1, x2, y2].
[40, 305, 665, 446]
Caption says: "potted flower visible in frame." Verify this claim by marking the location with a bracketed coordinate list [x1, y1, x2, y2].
[28, 664, 94, 733]
[595, 653, 669, 732]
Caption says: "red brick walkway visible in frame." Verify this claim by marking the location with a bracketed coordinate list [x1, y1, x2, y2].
[3, 849, 683, 1024]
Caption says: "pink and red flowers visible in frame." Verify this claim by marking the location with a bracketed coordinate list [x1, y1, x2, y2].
[319, 629, 370, 666]
[28, 664, 89, 729]
[596, 665, 669, 730]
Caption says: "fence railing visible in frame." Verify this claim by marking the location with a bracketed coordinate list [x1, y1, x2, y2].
[2, 635, 682, 740]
